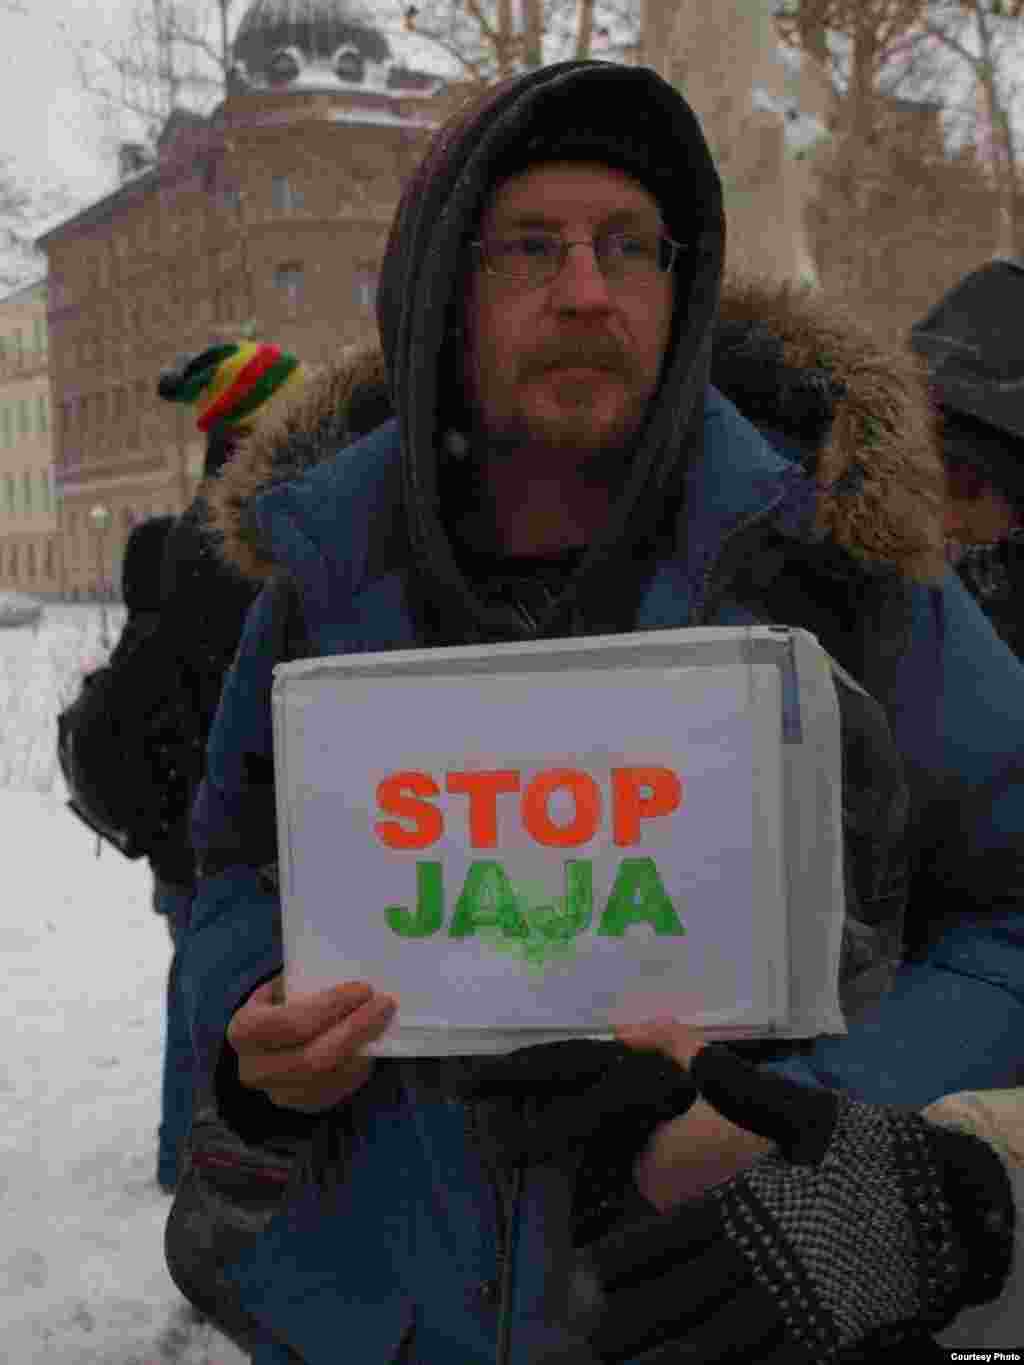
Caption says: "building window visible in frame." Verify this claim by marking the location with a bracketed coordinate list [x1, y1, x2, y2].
[39, 470, 50, 513]
[334, 46, 365, 83]
[135, 379, 148, 444]
[94, 390, 108, 442]
[9, 544, 17, 580]
[267, 46, 301, 84]
[13, 328, 23, 360]
[355, 266, 379, 313]
[18, 399, 30, 436]
[4, 474, 14, 515]
[33, 317, 46, 353]
[1, 405, 10, 448]
[274, 262, 304, 311]
[271, 176, 304, 214]
[37, 394, 48, 433]
[26, 542, 35, 581]
[22, 470, 31, 513]
[215, 275, 246, 322]
[44, 538, 54, 580]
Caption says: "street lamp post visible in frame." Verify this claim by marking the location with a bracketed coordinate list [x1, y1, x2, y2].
[88, 502, 112, 648]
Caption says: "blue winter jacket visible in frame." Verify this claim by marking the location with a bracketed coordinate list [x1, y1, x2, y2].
[182, 58, 1024, 1365]
[183, 389, 1024, 1365]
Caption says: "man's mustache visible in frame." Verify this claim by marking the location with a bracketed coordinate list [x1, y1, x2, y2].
[518, 337, 634, 382]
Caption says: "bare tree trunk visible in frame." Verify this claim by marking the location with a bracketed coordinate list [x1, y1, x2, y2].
[973, 0, 1017, 257]
[795, 0, 830, 65]
[496, 0, 515, 76]
[154, 0, 180, 113]
[523, 0, 543, 66]
[576, 0, 595, 59]
[218, 0, 231, 79]
[834, 15, 878, 297]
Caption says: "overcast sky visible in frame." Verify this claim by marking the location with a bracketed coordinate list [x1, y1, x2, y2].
[1, 0, 148, 215]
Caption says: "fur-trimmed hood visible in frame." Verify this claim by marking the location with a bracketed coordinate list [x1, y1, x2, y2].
[209, 275, 945, 587]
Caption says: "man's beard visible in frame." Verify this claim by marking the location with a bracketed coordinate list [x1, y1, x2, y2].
[470, 401, 645, 485]
[466, 334, 655, 485]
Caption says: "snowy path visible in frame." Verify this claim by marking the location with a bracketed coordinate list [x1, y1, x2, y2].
[1, 790, 247, 1364]
[1, 607, 247, 1363]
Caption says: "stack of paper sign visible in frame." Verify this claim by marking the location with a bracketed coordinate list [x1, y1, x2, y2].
[272, 626, 847, 1055]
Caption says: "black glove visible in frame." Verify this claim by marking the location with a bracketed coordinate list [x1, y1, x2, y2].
[460, 1040, 696, 1246]
[568, 1045, 1015, 1363]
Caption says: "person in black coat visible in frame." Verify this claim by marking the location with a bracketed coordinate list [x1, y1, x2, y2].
[108, 515, 196, 1192]
[113, 514, 175, 654]
[152, 342, 305, 1192]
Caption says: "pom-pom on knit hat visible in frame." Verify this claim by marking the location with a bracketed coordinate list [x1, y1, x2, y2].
[157, 342, 304, 433]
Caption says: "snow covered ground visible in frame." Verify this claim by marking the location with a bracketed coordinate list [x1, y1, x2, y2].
[1, 605, 247, 1364]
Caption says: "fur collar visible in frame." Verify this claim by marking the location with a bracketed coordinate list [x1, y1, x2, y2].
[209, 276, 945, 585]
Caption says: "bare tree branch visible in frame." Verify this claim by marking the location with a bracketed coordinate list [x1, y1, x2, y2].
[394, 0, 637, 85]
[0, 158, 72, 292]
[922, 18, 976, 64]
[71, 0, 232, 155]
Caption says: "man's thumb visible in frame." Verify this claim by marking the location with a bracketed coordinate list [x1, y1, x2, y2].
[690, 1044, 839, 1164]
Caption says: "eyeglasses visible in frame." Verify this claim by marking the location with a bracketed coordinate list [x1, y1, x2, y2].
[472, 231, 685, 287]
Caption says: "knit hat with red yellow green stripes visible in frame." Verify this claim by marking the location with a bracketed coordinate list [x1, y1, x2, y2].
[157, 342, 305, 433]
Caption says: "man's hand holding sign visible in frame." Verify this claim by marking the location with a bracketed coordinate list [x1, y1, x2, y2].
[227, 979, 770, 1201]
[227, 976, 397, 1115]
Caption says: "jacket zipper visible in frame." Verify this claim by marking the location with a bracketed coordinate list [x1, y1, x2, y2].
[494, 1165, 523, 1365]
[487, 503, 785, 1365]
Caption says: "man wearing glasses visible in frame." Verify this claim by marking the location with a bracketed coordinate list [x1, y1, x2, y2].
[183, 61, 1024, 1363]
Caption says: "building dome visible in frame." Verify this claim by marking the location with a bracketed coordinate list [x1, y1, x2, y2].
[232, 0, 393, 89]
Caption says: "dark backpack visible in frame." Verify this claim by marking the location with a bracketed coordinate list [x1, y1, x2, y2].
[57, 610, 201, 860]
[57, 500, 258, 868]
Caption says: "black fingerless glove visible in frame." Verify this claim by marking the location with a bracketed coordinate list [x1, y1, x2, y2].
[459, 1039, 696, 1246]
[569, 1046, 1015, 1364]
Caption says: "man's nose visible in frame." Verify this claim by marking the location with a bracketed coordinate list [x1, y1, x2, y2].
[549, 242, 613, 312]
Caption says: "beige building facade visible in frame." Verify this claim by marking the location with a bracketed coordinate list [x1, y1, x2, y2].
[36, 0, 445, 598]
[0, 280, 59, 597]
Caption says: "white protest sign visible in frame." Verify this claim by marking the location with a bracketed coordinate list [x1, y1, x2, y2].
[273, 627, 845, 1055]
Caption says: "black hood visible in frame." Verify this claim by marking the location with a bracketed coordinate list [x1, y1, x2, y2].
[121, 515, 175, 611]
[376, 61, 725, 643]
